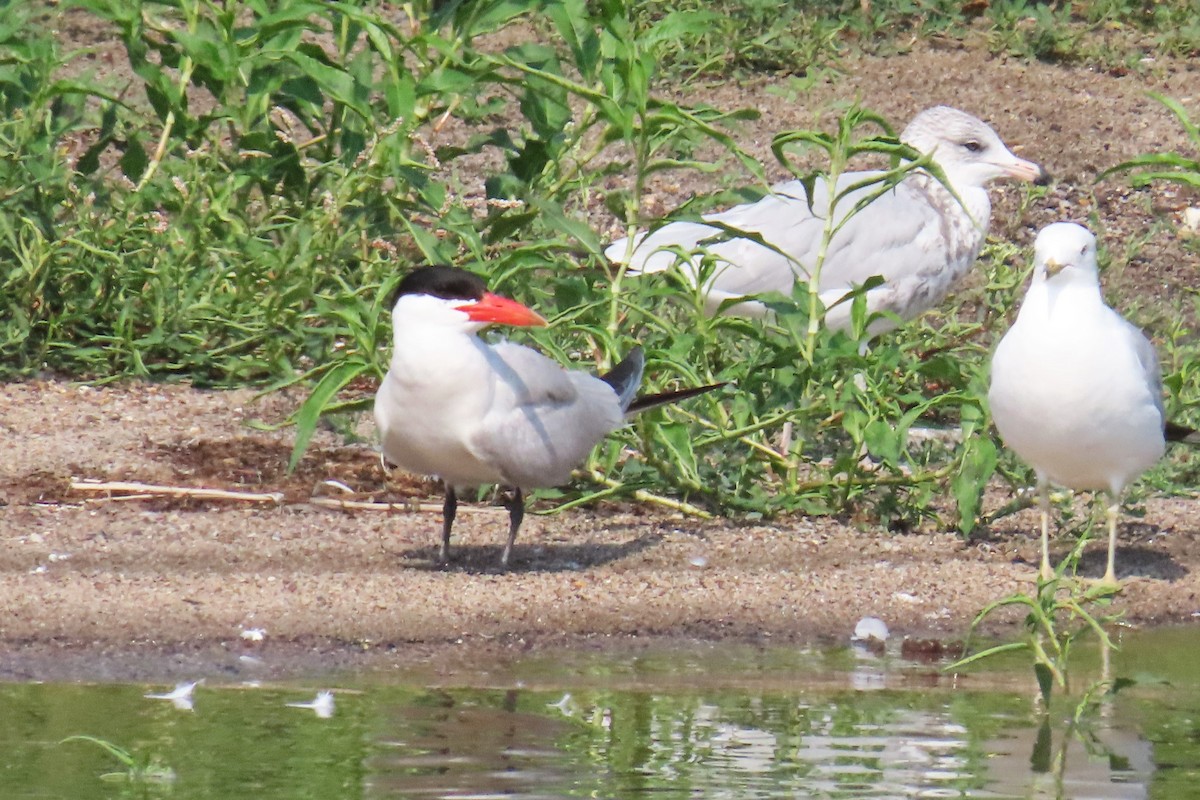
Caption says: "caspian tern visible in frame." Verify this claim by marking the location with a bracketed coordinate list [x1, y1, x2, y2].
[607, 106, 1049, 337]
[989, 222, 1198, 586]
[375, 265, 722, 568]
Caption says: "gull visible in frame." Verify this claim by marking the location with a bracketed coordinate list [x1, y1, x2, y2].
[606, 106, 1049, 336]
[145, 680, 201, 711]
[374, 265, 723, 568]
[989, 222, 1197, 585]
[286, 690, 335, 718]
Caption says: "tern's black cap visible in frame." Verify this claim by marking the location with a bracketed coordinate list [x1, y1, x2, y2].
[392, 265, 486, 308]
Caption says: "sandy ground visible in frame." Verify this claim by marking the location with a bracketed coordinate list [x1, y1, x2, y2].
[2, 380, 1198, 681]
[6, 18, 1199, 679]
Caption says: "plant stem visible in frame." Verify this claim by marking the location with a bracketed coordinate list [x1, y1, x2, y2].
[582, 468, 712, 519]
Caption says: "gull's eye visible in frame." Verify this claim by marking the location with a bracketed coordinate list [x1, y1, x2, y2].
[963, 140, 983, 153]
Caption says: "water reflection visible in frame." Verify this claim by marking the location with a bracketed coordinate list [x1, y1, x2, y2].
[792, 709, 971, 797]
[366, 689, 584, 799]
[0, 628, 1198, 799]
[984, 717, 1153, 800]
[982, 644, 1155, 799]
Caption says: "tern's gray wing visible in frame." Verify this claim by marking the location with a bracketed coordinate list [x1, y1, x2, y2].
[472, 342, 624, 489]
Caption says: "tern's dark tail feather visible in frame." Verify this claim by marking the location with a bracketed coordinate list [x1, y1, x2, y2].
[601, 345, 724, 414]
[1166, 420, 1200, 445]
[600, 346, 646, 412]
[626, 382, 725, 415]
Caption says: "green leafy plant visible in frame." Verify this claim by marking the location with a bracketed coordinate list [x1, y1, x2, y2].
[621, 0, 1200, 77]
[951, 530, 1120, 704]
[61, 735, 176, 783]
[8, 0, 1010, 524]
[1020, 671, 1135, 798]
[627, 0, 849, 77]
[985, 0, 1082, 63]
[1103, 92, 1200, 190]
[5, 0, 1198, 533]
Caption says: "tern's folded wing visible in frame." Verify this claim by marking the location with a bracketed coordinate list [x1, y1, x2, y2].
[471, 342, 624, 488]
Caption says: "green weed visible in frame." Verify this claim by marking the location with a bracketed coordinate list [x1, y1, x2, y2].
[2, 1, 1198, 533]
[985, 0, 1083, 63]
[623, 0, 1200, 77]
[627, 0, 849, 76]
[60, 734, 176, 784]
[0, 1, 1008, 528]
[1103, 92, 1200, 191]
[952, 533, 1120, 704]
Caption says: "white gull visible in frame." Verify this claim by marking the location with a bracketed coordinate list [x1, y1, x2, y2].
[989, 222, 1196, 585]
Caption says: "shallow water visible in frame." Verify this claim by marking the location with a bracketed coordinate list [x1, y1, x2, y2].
[2, 627, 1199, 799]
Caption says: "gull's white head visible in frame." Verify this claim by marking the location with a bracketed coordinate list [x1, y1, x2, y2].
[389, 265, 547, 335]
[902, 106, 1049, 189]
[1033, 222, 1099, 284]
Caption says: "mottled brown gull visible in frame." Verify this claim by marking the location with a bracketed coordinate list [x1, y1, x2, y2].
[606, 106, 1048, 337]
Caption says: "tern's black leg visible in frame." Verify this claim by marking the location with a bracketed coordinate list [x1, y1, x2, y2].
[500, 487, 524, 568]
[441, 485, 457, 564]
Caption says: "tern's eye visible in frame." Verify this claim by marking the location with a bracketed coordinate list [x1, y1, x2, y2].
[963, 140, 983, 153]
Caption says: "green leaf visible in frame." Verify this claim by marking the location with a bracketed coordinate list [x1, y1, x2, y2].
[384, 71, 416, 119]
[1149, 90, 1200, 144]
[654, 422, 701, 487]
[459, 0, 531, 37]
[1130, 171, 1200, 189]
[1030, 717, 1052, 773]
[952, 436, 997, 535]
[947, 640, 1028, 671]
[531, 199, 602, 256]
[860, 419, 895, 465]
[1034, 661, 1055, 704]
[545, 0, 599, 76]
[418, 65, 480, 96]
[289, 360, 371, 472]
[119, 134, 148, 181]
[265, 47, 368, 120]
[60, 736, 136, 768]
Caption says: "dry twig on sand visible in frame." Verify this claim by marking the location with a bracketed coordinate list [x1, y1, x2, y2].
[69, 479, 285, 505]
[307, 497, 502, 515]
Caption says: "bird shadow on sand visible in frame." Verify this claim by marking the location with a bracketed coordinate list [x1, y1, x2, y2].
[1068, 517, 1191, 582]
[1075, 544, 1189, 583]
[979, 523, 1190, 583]
[399, 532, 665, 574]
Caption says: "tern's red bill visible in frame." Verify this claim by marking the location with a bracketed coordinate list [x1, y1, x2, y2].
[462, 293, 548, 327]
